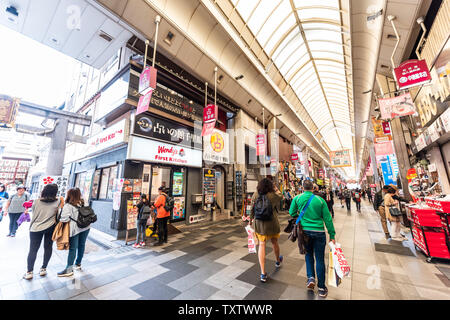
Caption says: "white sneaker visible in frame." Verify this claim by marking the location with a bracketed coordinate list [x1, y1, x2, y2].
[39, 268, 47, 277]
[23, 272, 33, 280]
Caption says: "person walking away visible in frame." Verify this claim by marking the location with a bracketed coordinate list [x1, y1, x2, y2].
[152, 187, 170, 246]
[3, 185, 30, 237]
[134, 194, 151, 248]
[354, 189, 362, 212]
[250, 178, 283, 283]
[343, 187, 351, 211]
[23, 184, 64, 280]
[338, 189, 344, 208]
[373, 186, 390, 239]
[289, 180, 336, 298]
[58, 188, 91, 277]
[385, 187, 406, 241]
[367, 188, 373, 203]
[325, 188, 334, 218]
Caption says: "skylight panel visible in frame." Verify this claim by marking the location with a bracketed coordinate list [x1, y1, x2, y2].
[236, 0, 260, 22]
[247, 0, 281, 33]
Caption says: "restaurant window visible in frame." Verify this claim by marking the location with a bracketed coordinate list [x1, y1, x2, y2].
[92, 165, 118, 200]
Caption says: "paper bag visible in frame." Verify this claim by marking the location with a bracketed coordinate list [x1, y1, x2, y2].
[245, 225, 257, 253]
[328, 251, 342, 287]
[329, 242, 351, 279]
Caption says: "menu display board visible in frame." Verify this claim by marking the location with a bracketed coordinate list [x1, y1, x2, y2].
[172, 197, 185, 220]
[133, 179, 142, 193]
[172, 172, 184, 196]
[122, 179, 134, 193]
[203, 169, 216, 206]
[126, 200, 138, 230]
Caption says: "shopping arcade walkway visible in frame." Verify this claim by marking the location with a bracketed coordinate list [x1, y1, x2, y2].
[0, 199, 449, 300]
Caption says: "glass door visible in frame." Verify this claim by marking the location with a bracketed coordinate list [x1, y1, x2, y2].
[171, 168, 187, 221]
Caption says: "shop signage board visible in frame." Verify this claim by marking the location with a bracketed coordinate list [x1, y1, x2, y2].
[329, 150, 352, 168]
[136, 89, 154, 115]
[126, 200, 138, 230]
[374, 141, 394, 156]
[134, 113, 202, 150]
[381, 158, 395, 186]
[415, 134, 426, 151]
[0, 158, 32, 185]
[173, 197, 185, 220]
[203, 128, 230, 164]
[86, 119, 128, 156]
[441, 108, 450, 133]
[378, 92, 416, 120]
[38, 176, 69, 199]
[291, 153, 299, 162]
[428, 163, 437, 172]
[256, 133, 265, 156]
[203, 169, 216, 207]
[394, 59, 431, 90]
[270, 158, 278, 175]
[427, 118, 444, 142]
[382, 122, 391, 135]
[407, 168, 417, 180]
[0, 95, 19, 128]
[202, 104, 218, 137]
[127, 136, 202, 168]
[139, 66, 157, 94]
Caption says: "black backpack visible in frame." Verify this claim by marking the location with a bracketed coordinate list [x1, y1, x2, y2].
[164, 195, 174, 213]
[71, 206, 97, 228]
[139, 204, 151, 220]
[253, 194, 273, 221]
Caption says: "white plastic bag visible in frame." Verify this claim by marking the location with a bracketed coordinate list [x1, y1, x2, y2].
[245, 224, 257, 253]
[329, 242, 351, 280]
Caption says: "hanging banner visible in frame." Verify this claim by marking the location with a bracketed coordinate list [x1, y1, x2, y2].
[414, 134, 427, 151]
[406, 168, 417, 180]
[441, 108, 450, 133]
[136, 89, 154, 115]
[374, 141, 394, 156]
[203, 129, 230, 164]
[378, 92, 416, 120]
[329, 150, 352, 168]
[202, 104, 218, 137]
[0, 95, 20, 128]
[394, 59, 431, 90]
[291, 153, 299, 162]
[382, 121, 391, 135]
[139, 66, 158, 94]
[256, 133, 266, 156]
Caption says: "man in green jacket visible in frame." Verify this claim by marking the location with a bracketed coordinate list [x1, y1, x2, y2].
[289, 179, 336, 298]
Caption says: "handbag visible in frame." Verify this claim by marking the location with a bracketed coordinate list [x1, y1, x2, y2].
[389, 206, 402, 217]
[288, 195, 315, 255]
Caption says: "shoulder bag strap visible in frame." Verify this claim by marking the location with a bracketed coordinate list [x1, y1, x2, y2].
[296, 195, 315, 225]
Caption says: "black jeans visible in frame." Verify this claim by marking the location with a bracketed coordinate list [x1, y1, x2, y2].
[356, 201, 361, 211]
[345, 198, 351, 210]
[27, 225, 56, 272]
[8, 212, 22, 235]
[157, 217, 169, 243]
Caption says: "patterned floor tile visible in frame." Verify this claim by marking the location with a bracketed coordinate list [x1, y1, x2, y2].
[130, 279, 181, 300]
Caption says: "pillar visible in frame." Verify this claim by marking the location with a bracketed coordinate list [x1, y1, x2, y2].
[46, 119, 69, 176]
[390, 118, 412, 200]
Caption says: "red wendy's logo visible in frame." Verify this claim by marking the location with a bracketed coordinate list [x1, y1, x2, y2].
[43, 177, 54, 184]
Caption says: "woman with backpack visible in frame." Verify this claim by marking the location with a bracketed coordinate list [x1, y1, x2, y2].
[23, 184, 64, 280]
[152, 186, 170, 246]
[250, 178, 283, 283]
[57, 188, 91, 277]
[133, 194, 151, 248]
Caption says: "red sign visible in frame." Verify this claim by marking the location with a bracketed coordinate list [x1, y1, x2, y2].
[394, 59, 431, 90]
[203, 104, 218, 123]
[139, 66, 157, 94]
[407, 168, 417, 180]
[256, 133, 265, 156]
[291, 153, 299, 162]
[201, 121, 216, 137]
[382, 121, 391, 135]
[136, 89, 153, 115]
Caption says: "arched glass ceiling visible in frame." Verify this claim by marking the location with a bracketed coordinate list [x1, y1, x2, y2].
[228, 0, 354, 167]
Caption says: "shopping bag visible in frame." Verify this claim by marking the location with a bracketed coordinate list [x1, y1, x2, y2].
[17, 213, 31, 227]
[145, 226, 152, 237]
[245, 224, 257, 254]
[327, 251, 342, 287]
[146, 215, 153, 226]
[329, 242, 351, 279]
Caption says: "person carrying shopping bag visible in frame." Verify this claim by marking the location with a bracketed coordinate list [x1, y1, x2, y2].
[250, 178, 283, 283]
[384, 187, 406, 241]
[289, 179, 336, 298]
[58, 188, 96, 277]
[23, 184, 64, 280]
[3, 185, 30, 237]
[134, 194, 151, 248]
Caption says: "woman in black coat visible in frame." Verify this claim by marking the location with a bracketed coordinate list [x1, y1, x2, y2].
[324, 188, 335, 218]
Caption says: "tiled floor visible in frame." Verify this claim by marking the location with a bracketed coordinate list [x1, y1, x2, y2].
[1, 200, 449, 300]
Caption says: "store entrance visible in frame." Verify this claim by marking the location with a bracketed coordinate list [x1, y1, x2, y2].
[214, 166, 226, 210]
[149, 166, 187, 221]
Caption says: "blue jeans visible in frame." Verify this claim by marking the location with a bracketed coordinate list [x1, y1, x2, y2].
[304, 230, 327, 289]
[67, 229, 90, 270]
[8, 213, 22, 235]
[136, 219, 147, 244]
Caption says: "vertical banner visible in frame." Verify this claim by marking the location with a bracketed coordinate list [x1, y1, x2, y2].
[139, 66, 157, 94]
[378, 92, 416, 120]
[39, 176, 69, 199]
[202, 104, 218, 136]
[256, 133, 266, 156]
[136, 89, 154, 116]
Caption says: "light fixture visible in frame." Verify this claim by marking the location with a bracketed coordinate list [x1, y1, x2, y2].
[235, 75, 244, 81]
[164, 31, 175, 46]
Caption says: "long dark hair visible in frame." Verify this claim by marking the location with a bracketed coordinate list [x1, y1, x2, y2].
[257, 178, 274, 195]
[40, 184, 58, 203]
[66, 188, 83, 206]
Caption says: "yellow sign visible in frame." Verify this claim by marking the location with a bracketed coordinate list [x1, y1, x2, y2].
[210, 132, 224, 153]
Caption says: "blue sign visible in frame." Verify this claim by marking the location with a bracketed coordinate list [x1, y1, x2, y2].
[381, 156, 396, 186]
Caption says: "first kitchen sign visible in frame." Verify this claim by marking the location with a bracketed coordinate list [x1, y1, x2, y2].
[86, 119, 128, 156]
[394, 59, 431, 90]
